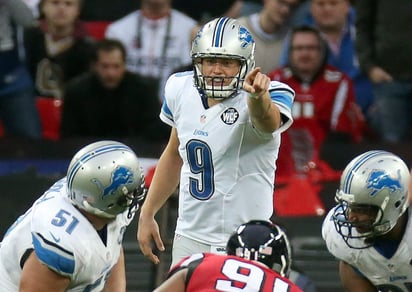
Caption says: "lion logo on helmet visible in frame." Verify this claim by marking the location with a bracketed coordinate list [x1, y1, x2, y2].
[366, 169, 403, 197]
[239, 26, 254, 49]
[92, 166, 134, 197]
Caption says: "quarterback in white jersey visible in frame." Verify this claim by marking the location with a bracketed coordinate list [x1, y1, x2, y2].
[322, 150, 412, 291]
[0, 141, 146, 291]
[105, 0, 196, 101]
[138, 17, 294, 266]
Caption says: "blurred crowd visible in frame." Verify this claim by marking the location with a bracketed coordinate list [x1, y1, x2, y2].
[2, 0, 412, 149]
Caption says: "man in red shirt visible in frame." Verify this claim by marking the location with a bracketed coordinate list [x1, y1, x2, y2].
[269, 25, 363, 177]
[154, 220, 303, 292]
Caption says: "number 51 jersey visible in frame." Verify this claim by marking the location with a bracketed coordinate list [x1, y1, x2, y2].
[0, 177, 133, 291]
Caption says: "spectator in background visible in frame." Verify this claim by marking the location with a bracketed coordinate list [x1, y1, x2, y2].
[355, 0, 412, 144]
[80, 0, 136, 21]
[0, 0, 41, 139]
[269, 26, 363, 177]
[21, 0, 40, 18]
[105, 0, 197, 102]
[61, 39, 169, 142]
[173, 0, 240, 23]
[238, 0, 263, 16]
[280, 0, 374, 122]
[24, 0, 94, 99]
[237, 0, 299, 74]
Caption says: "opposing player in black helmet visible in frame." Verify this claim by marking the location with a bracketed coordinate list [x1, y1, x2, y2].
[154, 220, 303, 292]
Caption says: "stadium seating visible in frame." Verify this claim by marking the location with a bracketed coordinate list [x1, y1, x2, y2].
[0, 97, 62, 140]
[36, 96, 63, 140]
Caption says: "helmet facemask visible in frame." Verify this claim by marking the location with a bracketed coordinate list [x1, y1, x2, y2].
[193, 54, 249, 100]
[332, 197, 388, 249]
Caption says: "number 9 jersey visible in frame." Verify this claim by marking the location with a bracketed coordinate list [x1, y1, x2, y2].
[160, 71, 294, 246]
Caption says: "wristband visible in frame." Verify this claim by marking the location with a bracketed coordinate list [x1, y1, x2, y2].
[249, 92, 260, 99]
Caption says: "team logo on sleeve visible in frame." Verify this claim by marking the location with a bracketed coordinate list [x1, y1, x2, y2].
[221, 108, 239, 125]
[366, 169, 403, 196]
[92, 166, 134, 197]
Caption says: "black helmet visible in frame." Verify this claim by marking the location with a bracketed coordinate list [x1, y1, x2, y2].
[226, 220, 292, 277]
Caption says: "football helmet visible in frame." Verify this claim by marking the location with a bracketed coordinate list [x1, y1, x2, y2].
[67, 141, 146, 219]
[333, 150, 410, 248]
[191, 17, 255, 100]
[226, 220, 292, 277]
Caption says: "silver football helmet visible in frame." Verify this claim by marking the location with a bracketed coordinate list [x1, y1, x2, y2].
[333, 150, 410, 248]
[67, 140, 146, 219]
[191, 17, 255, 100]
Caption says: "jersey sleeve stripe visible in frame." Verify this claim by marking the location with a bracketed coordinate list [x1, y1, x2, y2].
[32, 232, 75, 276]
[269, 89, 294, 110]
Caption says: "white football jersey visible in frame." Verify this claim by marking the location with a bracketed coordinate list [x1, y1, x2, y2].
[105, 9, 196, 100]
[322, 207, 412, 291]
[0, 178, 133, 291]
[161, 72, 294, 246]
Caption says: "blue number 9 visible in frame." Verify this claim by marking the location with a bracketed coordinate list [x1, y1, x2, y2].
[186, 139, 215, 200]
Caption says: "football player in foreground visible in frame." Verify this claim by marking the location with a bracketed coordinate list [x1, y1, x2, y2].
[322, 150, 411, 291]
[154, 220, 303, 292]
[0, 140, 146, 291]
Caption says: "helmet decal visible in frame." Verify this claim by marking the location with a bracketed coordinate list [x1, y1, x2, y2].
[67, 141, 146, 218]
[366, 169, 403, 197]
[67, 143, 132, 190]
[92, 166, 134, 198]
[239, 26, 254, 49]
[341, 150, 386, 193]
[213, 17, 229, 47]
[192, 27, 202, 48]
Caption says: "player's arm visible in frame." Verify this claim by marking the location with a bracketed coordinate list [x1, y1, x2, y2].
[138, 127, 182, 264]
[103, 247, 126, 292]
[153, 268, 188, 292]
[339, 260, 376, 292]
[19, 250, 70, 292]
[243, 67, 282, 133]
